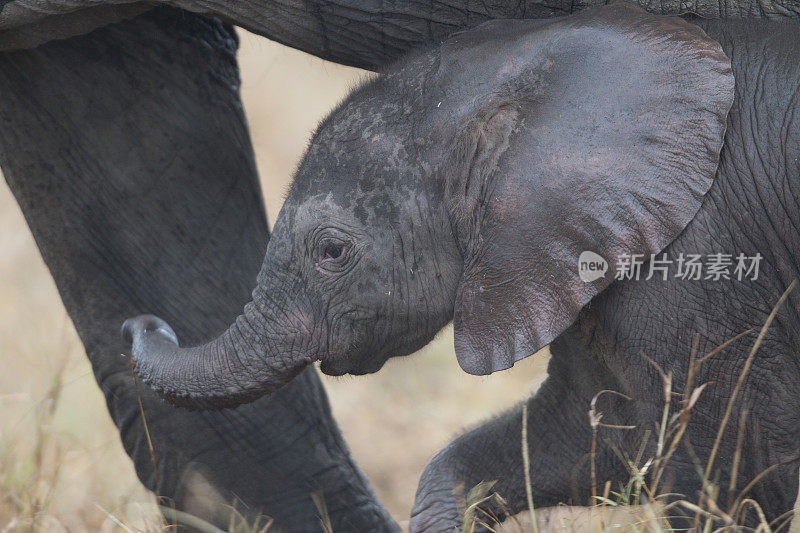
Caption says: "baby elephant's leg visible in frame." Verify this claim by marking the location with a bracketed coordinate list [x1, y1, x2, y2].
[410, 349, 637, 532]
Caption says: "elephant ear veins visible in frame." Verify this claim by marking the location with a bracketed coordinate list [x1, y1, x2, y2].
[437, 3, 735, 375]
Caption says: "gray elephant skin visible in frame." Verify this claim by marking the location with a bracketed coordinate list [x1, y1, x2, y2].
[123, 2, 800, 531]
[1, 0, 798, 531]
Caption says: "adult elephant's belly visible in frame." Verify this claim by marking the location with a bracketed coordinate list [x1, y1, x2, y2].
[1, 0, 799, 60]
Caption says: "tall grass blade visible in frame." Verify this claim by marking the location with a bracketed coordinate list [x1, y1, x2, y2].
[521, 404, 539, 533]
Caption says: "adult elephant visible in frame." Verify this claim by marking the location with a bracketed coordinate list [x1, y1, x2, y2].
[0, 0, 797, 532]
[124, 2, 800, 531]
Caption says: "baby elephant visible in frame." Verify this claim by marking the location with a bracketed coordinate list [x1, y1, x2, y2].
[125, 3, 800, 530]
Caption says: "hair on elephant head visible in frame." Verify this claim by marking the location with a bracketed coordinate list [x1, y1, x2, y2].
[123, 3, 734, 409]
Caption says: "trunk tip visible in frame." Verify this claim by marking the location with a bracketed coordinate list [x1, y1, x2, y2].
[121, 314, 180, 347]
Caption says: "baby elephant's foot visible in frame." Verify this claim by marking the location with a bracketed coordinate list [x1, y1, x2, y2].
[409, 449, 499, 533]
[410, 448, 463, 532]
[409, 486, 461, 533]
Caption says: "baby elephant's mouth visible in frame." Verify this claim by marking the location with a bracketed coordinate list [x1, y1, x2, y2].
[319, 359, 350, 376]
[319, 351, 388, 377]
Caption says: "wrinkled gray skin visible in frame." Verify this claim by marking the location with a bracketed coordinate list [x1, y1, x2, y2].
[125, 4, 800, 531]
[414, 17, 800, 532]
[1, 0, 798, 57]
[412, 16, 800, 531]
[2, 0, 798, 531]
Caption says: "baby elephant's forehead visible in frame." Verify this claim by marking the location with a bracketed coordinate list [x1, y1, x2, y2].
[294, 194, 341, 219]
[302, 124, 418, 189]
[289, 88, 428, 222]
[323, 108, 407, 156]
[278, 194, 347, 235]
[297, 183, 401, 227]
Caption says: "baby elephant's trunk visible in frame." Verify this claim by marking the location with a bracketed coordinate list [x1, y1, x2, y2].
[122, 301, 312, 409]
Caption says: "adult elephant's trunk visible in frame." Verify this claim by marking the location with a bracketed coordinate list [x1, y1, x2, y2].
[122, 296, 313, 410]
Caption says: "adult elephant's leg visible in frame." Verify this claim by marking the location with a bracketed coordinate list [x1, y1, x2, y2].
[410, 335, 636, 533]
[0, 8, 395, 532]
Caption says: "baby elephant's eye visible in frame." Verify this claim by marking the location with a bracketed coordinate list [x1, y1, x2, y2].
[316, 236, 351, 273]
[317, 239, 350, 272]
[322, 244, 345, 262]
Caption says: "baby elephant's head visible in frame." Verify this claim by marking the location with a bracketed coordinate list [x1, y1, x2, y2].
[124, 3, 733, 409]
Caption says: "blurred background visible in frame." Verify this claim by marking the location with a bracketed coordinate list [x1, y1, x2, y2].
[0, 29, 549, 531]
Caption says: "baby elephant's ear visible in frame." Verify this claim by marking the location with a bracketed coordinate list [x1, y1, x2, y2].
[442, 3, 735, 375]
